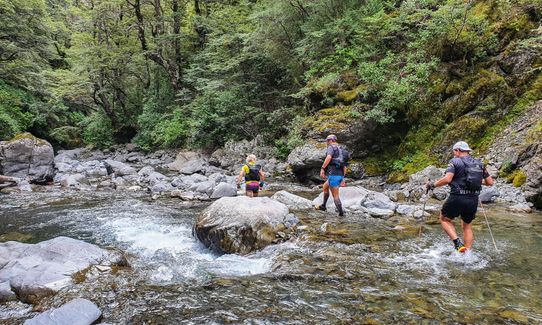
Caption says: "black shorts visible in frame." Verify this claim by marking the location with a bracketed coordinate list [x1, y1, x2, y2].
[441, 194, 479, 224]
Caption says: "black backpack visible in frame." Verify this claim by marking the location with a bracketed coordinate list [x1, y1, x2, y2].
[331, 146, 350, 168]
[460, 158, 484, 192]
[244, 164, 261, 182]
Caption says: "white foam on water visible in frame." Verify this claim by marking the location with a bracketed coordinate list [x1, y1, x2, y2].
[376, 235, 494, 286]
[89, 202, 279, 283]
[22, 198, 279, 283]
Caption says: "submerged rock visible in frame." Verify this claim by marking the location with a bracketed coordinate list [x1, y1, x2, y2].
[193, 196, 291, 254]
[0, 237, 126, 304]
[23, 298, 101, 325]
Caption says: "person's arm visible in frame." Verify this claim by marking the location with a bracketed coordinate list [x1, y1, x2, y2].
[259, 169, 265, 182]
[320, 155, 333, 179]
[427, 172, 454, 189]
[236, 168, 245, 185]
[340, 166, 346, 186]
[482, 167, 494, 186]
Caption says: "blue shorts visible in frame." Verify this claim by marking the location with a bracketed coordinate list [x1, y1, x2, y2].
[328, 176, 344, 188]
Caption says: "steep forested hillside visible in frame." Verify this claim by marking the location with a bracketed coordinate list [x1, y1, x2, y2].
[1, 0, 541, 179]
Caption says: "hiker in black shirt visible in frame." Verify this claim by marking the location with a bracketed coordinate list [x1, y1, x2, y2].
[426, 141, 493, 252]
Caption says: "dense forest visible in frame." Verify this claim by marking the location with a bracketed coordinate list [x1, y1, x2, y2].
[1, 0, 541, 179]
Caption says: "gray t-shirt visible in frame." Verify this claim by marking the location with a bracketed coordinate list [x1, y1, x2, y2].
[325, 145, 344, 176]
[445, 156, 489, 195]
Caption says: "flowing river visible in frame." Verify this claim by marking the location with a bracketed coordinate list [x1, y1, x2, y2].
[1, 188, 541, 324]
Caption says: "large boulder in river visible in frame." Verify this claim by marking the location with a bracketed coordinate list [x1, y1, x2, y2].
[313, 186, 397, 217]
[24, 298, 101, 325]
[0, 133, 55, 184]
[104, 160, 136, 176]
[287, 142, 326, 182]
[168, 151, 208, 174]
[0, 237, 126, 304]
[193, 196, 292, 254]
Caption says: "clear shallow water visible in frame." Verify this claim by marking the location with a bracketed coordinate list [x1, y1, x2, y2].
[1, 190, 541, 324]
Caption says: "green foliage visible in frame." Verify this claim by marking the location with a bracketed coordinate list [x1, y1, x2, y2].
[0, 0, 540, 174]
[81, 112, 114, 148]
[274, 115, 305, 159]
[507, 169, 527, 187]
[0, 80, 36, 140]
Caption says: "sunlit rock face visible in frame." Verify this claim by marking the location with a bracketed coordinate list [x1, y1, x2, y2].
[193, 196, 294, 254]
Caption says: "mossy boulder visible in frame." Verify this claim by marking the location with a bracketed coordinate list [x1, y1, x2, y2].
[0, 132, 55, 184]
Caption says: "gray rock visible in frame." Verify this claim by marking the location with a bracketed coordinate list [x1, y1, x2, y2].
[171, 173, 208, 189]
[209, 136, 273, 171]
[193, 196, 290, 254]
[171, 190, 197, 201]
[60, 173, 88, 187]
[271, 190, 313, 211]
[480, 186, 500, 203]
[284, 213, 299, 228]
[189, 180, 215, 195]
[363, 191, 396, 211]
[0, 237, 124, 304]
[313, 186, 370, 212]
[367, 208, 395, 218]
[401, 165, 448, 201]
[137, 166, 155, 177]
[104, 160, 136, 176]
[208, 172, 227, 184]
[396, 205, 416, 216]
[210, 182, 237, 199]
[0, 133, 55, 184]
[287, 143, 326, 182]
[146, 172, 168, 186]
[0, 280, 16, 301]
[507, 203, 532, 213]
[169, 151, 207, 174]
[76, 160, 108, 177]
[23, 298, 101, 325]
[151, 182, 174, 193]
[125, 143, 139, 152]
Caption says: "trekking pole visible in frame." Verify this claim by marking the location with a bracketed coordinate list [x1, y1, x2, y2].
[417, 182, 431, 237]
[479, 199, 498, 251]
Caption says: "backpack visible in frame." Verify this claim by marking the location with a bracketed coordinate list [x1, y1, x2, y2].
[331, 146, 350, 168]
[460, 157, 484, 192]
[244, 164, 261, 182]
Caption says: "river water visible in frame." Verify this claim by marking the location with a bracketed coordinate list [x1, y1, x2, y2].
[1, 188, 541, 324]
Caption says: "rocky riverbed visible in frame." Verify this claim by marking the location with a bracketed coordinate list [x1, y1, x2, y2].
[1, 133, 541, 324]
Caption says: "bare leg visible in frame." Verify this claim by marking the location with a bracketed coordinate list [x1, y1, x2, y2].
[440, 213, 459, 240]
[245, 191, 254, 198]
[462, 220, 474, 249]
[253, 191, 259, 197]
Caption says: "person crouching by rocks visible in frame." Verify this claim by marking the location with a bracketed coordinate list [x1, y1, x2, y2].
[426, 141, 494, 253]
[315, 134, 346, 216]
[237, 154, 265, 198]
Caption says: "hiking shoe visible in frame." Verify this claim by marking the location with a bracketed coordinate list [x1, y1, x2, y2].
[315, 204, 327, 211]
[338, 212, 344, 217]
[453, 238, 467, 253]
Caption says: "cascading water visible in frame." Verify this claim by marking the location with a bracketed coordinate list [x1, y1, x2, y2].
[1, 189, 541, 324]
